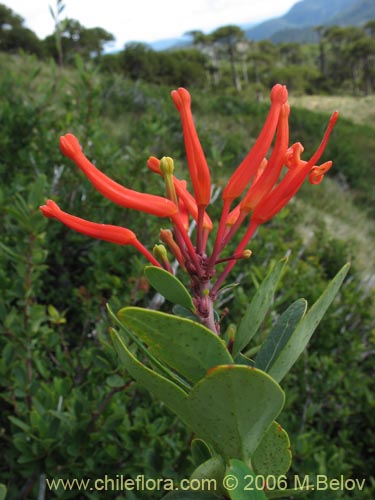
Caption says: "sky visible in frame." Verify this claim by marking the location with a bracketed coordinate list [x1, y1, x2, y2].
[5, 0, 299, 50]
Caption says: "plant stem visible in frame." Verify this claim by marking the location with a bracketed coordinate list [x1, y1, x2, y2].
[196, 280, 218, 334]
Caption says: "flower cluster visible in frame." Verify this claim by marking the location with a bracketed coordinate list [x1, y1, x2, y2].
[41, 85, 337, 333]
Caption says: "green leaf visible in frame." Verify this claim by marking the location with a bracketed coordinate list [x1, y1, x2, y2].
[145, 266, 195, 311]
[234, 353, 255, 367]
[190, 456, 226, 495]
[108, 304, 191, 390]
[191, 439, 213, 467]
[117, 307, 233, 384]
[268, 263, 350, 382]
[106, 374, 125, 388]
[173, 304, 199, 321]
[186, 366, 285, 461]
[8, 416, 30, 432]
[252, 422, 292, 476]
[255, 299, 307, 373]
[112, 311, 285, 462]
[226, 459, 267, 499]
[0, 483, 7, 500]
[112, 326, 284, 462]
[0, 241, 23, 262]
[110, 328, 189, 419]
[233, 258, 287, 357]
[34, 357, 50, 379]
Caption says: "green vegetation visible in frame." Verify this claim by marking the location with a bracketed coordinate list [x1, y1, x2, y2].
[0, 25, 374, 500]
[1, 2, 375, 96]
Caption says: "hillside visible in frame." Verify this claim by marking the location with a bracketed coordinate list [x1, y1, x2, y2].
[245, 0, 374, 43]
[150, 0, 374, 50]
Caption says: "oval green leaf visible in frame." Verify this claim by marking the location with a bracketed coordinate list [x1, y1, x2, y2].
[0, 484, 7, 500]
[226, 459, 267, 499]
[118, 307, 233, 384]
[185, 365, 285, 461]
[110, 328, 189, 419]
[190, 456, 226, 496]
[191, 438, 213, 467]
[173, 304, 200, 322]
[252, 421, 292, 476]
[145, 266, 195, 311]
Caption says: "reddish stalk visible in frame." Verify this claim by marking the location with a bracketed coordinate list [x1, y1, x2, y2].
[211, 220, 258, 297]
[207, 199, 232, 272]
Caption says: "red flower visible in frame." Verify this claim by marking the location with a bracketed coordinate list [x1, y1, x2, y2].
[171, 88, 211, 207]
[147, 156, 213, 231]
[40, 200, 161, 267]
[42, 86, 338, 331]
[252, 112, 338, 224]
[240, 103, 290, 212]
[222, 84, 288, 202]
[60, 134, 177, 218]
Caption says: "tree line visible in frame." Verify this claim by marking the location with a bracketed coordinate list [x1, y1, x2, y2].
[1, 2, 374, 94]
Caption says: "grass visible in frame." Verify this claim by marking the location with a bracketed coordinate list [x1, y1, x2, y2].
[287, 94, 375, 293]
[289, 94, 375, 126]
[296, 177, 375, 295]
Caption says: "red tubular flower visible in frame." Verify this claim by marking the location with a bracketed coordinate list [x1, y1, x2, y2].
[309, 161, 333, 185]
[40, 200, 136, 244]
[42, 84, 339, 334]
[240, 103, 290, 212]
[222, 84, 288, 202]
[147, 156, 213, 231]
[252, 111, 339, 224]
[60, 134, 177, 218]
[40, 200, 161, 266]
[178, 180, 190, 231]
[171, 88, 211, 207]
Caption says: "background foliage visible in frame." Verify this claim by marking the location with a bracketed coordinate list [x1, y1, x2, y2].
[0, 38, 374, 500]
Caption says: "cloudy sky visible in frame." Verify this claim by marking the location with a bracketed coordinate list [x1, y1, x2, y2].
[5, 0, 298, 50]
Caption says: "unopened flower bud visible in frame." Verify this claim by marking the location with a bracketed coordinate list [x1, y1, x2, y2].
[153, 244, 168, 260]
[241, 249, 252, 259]
[153, 244, 173, 272]
[160, 157, 175, 176]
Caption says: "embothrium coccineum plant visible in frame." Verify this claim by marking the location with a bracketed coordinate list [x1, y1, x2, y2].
[41, 84, 338, 334]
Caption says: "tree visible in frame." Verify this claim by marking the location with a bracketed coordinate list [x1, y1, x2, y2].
[210, 25, 245, 91]
[364, 19, 375, 38]
[81, 27, 114, 59]
[121, 42, 156, 81]
[346, 36, 375, 94]
[44, 18, 115, 64]
[186, 30, 220, 86]
[0, 3, 42, 55]
[247, 41, 277, 87]
[321, 25, 375, 94]
[315, 25, 327, 75]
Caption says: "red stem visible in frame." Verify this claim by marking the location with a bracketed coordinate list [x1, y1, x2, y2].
[211, 220, 258, 297]
[207, 199, 231, 272]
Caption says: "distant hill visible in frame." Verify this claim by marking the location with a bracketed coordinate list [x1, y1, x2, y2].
[246, 0, 375, 43]
[327, 0, 375, 26]
[148, 0, 375, 50]
[150, 35, 192, 51]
